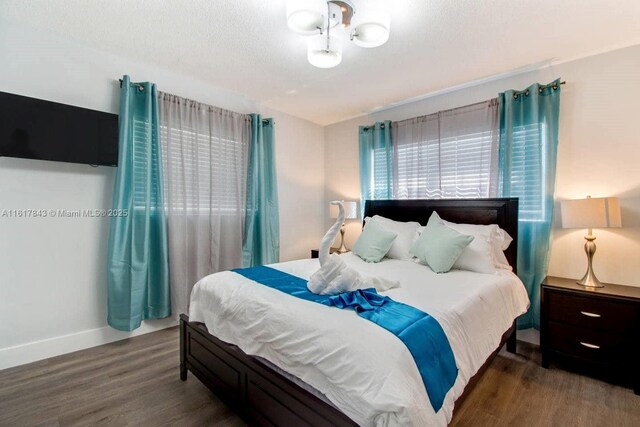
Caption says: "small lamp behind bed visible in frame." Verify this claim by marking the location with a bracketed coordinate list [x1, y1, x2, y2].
[329, 200, 359, 253]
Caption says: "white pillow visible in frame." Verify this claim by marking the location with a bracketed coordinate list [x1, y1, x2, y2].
[364, 215, 420, 260]
[441, 220, 496, 274]
[492, 227, 513, 270]
[495, 226, 513, 250]
[439, 220, 514, 274]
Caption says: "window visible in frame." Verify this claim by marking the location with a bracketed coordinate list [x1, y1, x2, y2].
[370, 146, 392, 199]
[371, 99, 500, 201]
[158, 124, 248, 214]
[132, 119, 248, 214]
[393, 128, 499, 199]
[132, 117, 162, 210]
[504, 123, 546, 221]
[363, 97, 556, 226]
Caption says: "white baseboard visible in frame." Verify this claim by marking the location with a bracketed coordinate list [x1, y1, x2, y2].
[0, 318, 177, 371]
[517, 328, 540, 346]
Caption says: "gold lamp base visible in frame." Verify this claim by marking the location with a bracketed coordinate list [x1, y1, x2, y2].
[336, 223, 349, 253]
[577, 234, 604, 288]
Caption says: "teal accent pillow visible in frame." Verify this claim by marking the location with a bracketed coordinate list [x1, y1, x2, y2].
[352, 221, 398, 263]
[410, 212, 474, 273]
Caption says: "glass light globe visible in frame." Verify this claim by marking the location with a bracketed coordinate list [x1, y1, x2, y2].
[351, 9, 390, 48]
[307, 34, 343, 68]
[286, 0, 327, 35]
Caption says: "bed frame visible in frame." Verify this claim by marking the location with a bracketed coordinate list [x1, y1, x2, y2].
[180, 198, 520, 426]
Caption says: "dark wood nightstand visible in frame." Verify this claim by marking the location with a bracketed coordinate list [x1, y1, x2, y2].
[310, 247, 343, 259]
[540, 276, 640, 394]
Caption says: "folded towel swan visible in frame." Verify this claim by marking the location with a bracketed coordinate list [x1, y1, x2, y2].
[307, 201, 400, 295]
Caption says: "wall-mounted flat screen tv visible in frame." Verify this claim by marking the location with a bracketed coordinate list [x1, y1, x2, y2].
[0, 91, 118, 167]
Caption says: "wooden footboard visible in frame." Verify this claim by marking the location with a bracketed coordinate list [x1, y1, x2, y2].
[180, 314, 358, 426]
[180, 313, 517, 426]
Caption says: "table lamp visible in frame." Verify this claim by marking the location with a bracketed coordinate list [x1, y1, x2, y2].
[329, 201, 358, 253]
[561, 196, 621, 288]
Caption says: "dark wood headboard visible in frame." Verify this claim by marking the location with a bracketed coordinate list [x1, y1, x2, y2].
[363, 198, 519, 273]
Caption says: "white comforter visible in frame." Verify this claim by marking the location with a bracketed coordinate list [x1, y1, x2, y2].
[189, 253, 529, 426]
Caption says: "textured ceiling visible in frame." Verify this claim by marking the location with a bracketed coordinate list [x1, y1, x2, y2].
[1, 0, 639, 125]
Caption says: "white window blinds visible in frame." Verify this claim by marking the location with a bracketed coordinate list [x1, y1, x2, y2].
[390, 99, 500, 199]
[157, 95, 250, 215]
[503, 123, 546, 221]
[132, 117, 161, 209]
[132, 117, 249, 213]
[372, 147, 392, 198]
[159, 125, 248, 213]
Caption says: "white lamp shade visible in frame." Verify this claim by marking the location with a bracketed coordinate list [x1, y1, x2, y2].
[351, 9, 390, 48]
[329, 201, 358, 219]
[286, 0, 326, 34]
[561, 197, 621, 229]
[307, 34, 342, 68]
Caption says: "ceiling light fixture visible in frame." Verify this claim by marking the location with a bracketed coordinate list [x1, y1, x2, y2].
[286, 0, 391, 69]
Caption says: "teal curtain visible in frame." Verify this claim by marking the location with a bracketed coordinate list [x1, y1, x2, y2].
[242, 115, 280, 267]
[499, 79, 561, 330]
[107, 75, 170, 331]
[359, 120, 393, 212]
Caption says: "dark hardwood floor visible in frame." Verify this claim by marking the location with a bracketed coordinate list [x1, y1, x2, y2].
[1, 327, 638, 426]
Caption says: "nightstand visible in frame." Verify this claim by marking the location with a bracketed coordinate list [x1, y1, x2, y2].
[310, 247, 343, 259]
[540, 276, 640, 394]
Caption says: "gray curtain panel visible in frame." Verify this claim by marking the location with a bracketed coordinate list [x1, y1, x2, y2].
[158, 92, 251, 317]
[391, 99, 500, 199]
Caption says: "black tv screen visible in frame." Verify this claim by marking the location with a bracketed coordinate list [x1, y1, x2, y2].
[0, 91, 118, 166]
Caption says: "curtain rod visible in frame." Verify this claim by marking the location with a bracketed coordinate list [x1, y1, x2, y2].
[362, 81, 566, 130]
[117, 79, 273, 125]
[513, 80, 565, 98]
[118, 78, 145, 91]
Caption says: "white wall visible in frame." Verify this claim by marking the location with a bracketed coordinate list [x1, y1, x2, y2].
[325, 44, 640, 288]
[263, 107, 325, 262]
[0, 19, 325, 369]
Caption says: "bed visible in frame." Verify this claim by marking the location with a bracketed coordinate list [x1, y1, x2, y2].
[180, 198, 526, 426]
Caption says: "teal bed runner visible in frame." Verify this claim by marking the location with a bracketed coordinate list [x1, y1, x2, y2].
[232, 265, 458, 412]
